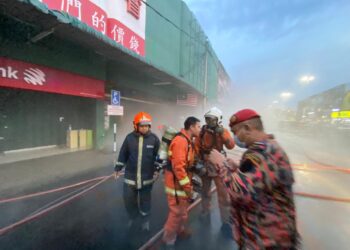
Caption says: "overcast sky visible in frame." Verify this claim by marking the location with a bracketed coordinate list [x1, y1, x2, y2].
[183, 0, 350, 109]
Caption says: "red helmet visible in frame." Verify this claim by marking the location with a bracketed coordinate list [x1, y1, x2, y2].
[133, 112, 152, 129]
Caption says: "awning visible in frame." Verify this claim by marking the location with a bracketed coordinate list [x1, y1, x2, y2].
[0, 0, 203, 98]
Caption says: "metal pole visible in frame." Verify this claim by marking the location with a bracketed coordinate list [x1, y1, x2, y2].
[203, 41, 208, 111]
[113, 123, 117, 152]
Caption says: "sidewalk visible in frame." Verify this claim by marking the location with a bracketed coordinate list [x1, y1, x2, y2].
[0, 146, 90, 165]
[0, 149, 116, 197]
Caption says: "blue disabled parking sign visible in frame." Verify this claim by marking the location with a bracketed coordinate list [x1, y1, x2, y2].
[111, 90, 120, 106]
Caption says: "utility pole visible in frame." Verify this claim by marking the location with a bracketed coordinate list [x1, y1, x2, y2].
[203, 40, 208, 112]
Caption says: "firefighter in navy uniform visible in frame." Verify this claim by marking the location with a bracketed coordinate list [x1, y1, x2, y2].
[114, 112, 160, 232]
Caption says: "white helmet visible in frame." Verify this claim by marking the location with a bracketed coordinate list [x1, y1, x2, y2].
[204, 107, 223, 124]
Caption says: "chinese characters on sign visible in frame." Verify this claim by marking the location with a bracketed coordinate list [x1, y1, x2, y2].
[61, 0, 82, 20]
[126, 0, 141, 19]
[111, 24, 125, 45]
[107, 19, 145, 55]
[41, 0, 146, 56]
[43, 0, 107, 35]
[92, 11, 106, 34]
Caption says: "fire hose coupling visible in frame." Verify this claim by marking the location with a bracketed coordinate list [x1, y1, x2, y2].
[193, 160, 207, 176]
[191, 175, 203, 194]
[187, 191, 199, 204]
[187, 177, 203, 204]
[154, 158, 168, 172]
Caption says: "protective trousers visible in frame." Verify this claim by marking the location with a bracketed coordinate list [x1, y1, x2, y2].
[201, 174, 231, 224]
[123, 183, 152, 222]
[162, 195, 190, 245]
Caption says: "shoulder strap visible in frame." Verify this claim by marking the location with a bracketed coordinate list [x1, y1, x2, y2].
[173, 132, 193, 166]
[199, 126, 217, 153]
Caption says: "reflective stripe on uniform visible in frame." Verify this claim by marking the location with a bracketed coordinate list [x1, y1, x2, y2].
[143, 179, 155, 186]
[165, 187, 188, 197]
[124, 179, 136, 185]
[179, 176, 190, 186]
[137, 136, 144, 189]
[115, 161, 125, 167]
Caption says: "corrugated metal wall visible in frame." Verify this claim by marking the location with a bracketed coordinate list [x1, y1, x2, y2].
[145, 0, 219, 101]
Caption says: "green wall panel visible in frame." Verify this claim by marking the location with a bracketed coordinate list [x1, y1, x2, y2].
[145, 0, 221, 100]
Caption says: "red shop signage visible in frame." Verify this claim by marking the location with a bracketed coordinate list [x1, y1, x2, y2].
[42, 0, 107, 34]
[0, 57, 105, 99]
[107, 18, 145, 56]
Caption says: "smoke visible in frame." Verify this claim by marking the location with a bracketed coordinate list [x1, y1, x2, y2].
[215, 82, 350, 168]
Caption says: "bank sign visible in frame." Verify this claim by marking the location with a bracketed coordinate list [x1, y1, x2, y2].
[40, 0, 146, 56]
[0, 57, 104, 99]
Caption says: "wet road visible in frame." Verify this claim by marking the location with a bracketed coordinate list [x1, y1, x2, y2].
[0, 152, 168, 250]
[0, 132, 349, 250]
[277, 132, 350, 250]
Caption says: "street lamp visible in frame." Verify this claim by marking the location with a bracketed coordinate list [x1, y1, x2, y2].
[280, 92, 293, 100]
[300, 75, 315, 85]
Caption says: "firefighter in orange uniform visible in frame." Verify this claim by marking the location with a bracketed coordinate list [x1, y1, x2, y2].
[195, 107, 235, 237]
[162, 117, 201, 250]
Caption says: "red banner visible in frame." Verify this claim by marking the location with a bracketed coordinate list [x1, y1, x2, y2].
[41, 0, 146, 56]
[107, 18, 145, 56]
[42, 0, 107, 35]
[0, 57, 105, 99]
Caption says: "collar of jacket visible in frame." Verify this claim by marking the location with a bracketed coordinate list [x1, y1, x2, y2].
[180, 128, 192, 141]
[133, 131, 151, 137]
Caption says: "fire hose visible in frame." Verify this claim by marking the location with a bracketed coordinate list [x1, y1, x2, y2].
[226, 152, 350, 174]
[0, 174, 117, 237]
[0, 175, 109, 204]
[0, 166, 349, 240]
[292, 163, 350, 174]
[137, 186, 350, 250]
[138, 187, 217, 250]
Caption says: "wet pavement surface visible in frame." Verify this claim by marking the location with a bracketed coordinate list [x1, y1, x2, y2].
[0, 133, 349, 250]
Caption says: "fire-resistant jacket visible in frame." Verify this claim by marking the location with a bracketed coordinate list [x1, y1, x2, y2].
[219, 139, 299, 249]
[195, 126, 235, 158]
[164, 129, 196, 198]
[115, 131, 160, 189]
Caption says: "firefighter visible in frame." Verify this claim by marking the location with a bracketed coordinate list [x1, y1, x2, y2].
[114, 112, 160, 232]
[195, 107, 235, 236]
[208, 109, 299, 249]
[162, 117, 201, 250]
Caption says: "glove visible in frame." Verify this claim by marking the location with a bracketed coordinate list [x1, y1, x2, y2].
[154, 160, 167, 172]
[114, 171, 122, 180]
[114, 161, 125, 172]
[187, 191, 198, 204]
[194, 161, 207, 176]
[215, 126, 224, 135]
[192, 175, 202, 193]
[153, 171, 160, 181]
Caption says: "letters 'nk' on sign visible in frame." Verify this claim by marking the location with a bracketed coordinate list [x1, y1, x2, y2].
[111, 90, 120, 105]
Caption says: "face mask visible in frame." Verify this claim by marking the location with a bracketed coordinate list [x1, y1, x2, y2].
[234, 135, 247, 148]
[205, 117, 218, 128]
